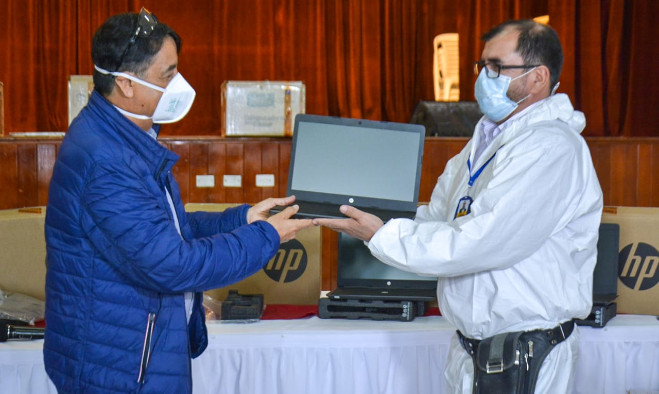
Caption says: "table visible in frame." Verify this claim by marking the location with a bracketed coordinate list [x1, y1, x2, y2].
[1, 315, 658, 393]
[193, 315, 454, 394]
[573, 314, 659, 393]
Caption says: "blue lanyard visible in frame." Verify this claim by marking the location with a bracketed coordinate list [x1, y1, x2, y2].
[466, 147, 501, 187]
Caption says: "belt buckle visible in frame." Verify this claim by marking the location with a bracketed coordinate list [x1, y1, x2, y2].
[486, 359, 504, 374]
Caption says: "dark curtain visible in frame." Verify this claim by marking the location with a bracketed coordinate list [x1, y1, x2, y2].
[0, 0, 657, 136]
[547, 0, 656, 137]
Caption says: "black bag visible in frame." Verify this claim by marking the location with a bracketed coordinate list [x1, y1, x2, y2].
[458, 320, 575, 394]
[473, 331, 526, 393]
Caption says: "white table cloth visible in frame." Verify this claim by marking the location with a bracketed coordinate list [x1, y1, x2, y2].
[1, 314, 657, 393]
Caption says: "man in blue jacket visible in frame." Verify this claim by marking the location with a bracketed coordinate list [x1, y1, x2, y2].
[44, 9, 312, 393]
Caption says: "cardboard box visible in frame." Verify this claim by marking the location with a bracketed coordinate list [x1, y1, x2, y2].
[601, 206, 659, 315]
[0, 81, 4, 136]
[221, 81, 305, 137]
[0, 207, 47, 301]
[0, 204, 321, 306]
[68, 75, 94, 125]
[186, 203, 321, 305]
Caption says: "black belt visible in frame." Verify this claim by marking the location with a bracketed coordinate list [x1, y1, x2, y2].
[457, 320, 575, 356]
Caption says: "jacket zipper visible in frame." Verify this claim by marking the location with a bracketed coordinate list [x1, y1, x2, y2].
[155, 159, 169, 180]
[137, 312, 156, 384]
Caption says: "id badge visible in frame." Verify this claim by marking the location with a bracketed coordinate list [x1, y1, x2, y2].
[454, 196, 473, 219]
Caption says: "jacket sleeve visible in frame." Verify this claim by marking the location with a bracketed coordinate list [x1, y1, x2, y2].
[369, 126, 600, 277]
[80, 159, 280, 294]
[185, 205, 250, 238]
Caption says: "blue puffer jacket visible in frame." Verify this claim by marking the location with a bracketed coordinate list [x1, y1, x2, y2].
[44, 91, 280, 393]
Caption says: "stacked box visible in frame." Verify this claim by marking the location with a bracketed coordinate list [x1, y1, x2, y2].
[68, 75, 94, 125]
[221, 81, 305, 137]
[0, 204, 322, 306]
[0, 207, 47, 300]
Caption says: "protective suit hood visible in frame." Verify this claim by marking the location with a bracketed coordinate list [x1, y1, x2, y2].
[476, 93, 586, 148]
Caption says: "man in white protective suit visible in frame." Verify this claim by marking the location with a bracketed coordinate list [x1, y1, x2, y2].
[314, 19, 603, 393]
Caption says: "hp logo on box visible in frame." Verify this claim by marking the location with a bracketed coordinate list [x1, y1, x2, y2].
[264, 239, 307, 283]
[618, 242, 659, 291]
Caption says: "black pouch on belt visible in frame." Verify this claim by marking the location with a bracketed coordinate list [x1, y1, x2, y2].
[460, 320, 575, 394]
[473, 331, 526, 393]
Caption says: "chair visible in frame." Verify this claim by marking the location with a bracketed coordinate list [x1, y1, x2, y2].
[410, 101, 482, 137]
[433, 33, 460, 102]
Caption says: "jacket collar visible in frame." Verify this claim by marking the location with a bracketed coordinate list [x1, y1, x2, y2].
[86, 90, 179, 179]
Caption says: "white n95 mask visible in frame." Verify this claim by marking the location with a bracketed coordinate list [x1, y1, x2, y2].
[474, 67, 534, 123]
[94, 65, 196, 124]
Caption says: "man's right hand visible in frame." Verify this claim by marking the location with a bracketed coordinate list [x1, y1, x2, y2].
[266, 205, 314, 243]
[312, 205, 383, 242]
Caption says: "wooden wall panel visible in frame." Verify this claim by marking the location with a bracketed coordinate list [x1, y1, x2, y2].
[37, 144, 57, 204]
[224, 142, 245, 203]
[587, 138, 659, 207]
[208, 142, 228, 203]
[637, 144, 652, 206]
[638, 143, 658, 206]
[589, 142, 611, 205]
[1, 136, 658, 291]
[419, 138, 468, 202]
[1, 136, 652, 208]
[187, 142, 211, 203]
[17, 144, 38, 207]
[260, 142, 280, 200]
[161, 139, 292, 205]
[0, 143, 18, 208]
[244, 143, 262, 203]
[278, 143, 292, 190]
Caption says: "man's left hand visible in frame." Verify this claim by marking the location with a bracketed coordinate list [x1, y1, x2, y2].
[247, 195, 296, 223]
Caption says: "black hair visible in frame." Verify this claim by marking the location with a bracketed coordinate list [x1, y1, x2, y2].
[482, 19, 563, 94]
[91, 12, 181, 95]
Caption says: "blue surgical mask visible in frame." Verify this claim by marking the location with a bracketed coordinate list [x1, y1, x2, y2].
[474, 67, 535, 122]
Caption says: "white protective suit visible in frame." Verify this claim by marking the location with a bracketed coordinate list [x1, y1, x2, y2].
[368, 93, 603, 393]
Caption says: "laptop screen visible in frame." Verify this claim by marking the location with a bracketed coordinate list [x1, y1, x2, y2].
[288, 114, 425, 211]
[337, 233, 438, 290]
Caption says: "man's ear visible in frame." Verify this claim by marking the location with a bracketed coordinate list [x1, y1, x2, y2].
[530, 65, 550, 95]
[113, 76, 134, 98]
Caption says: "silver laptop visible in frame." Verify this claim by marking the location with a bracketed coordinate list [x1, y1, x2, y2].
[272, 114, 425, 221]
[327, 233, 437, 301]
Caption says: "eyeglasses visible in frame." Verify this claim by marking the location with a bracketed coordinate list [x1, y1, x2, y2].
[115, 7, 158, 70]
[474, 60, 540, 79]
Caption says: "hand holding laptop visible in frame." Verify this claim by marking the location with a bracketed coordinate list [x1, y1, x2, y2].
[248, 195, 314, 243]
[313, 205, 384, 242]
